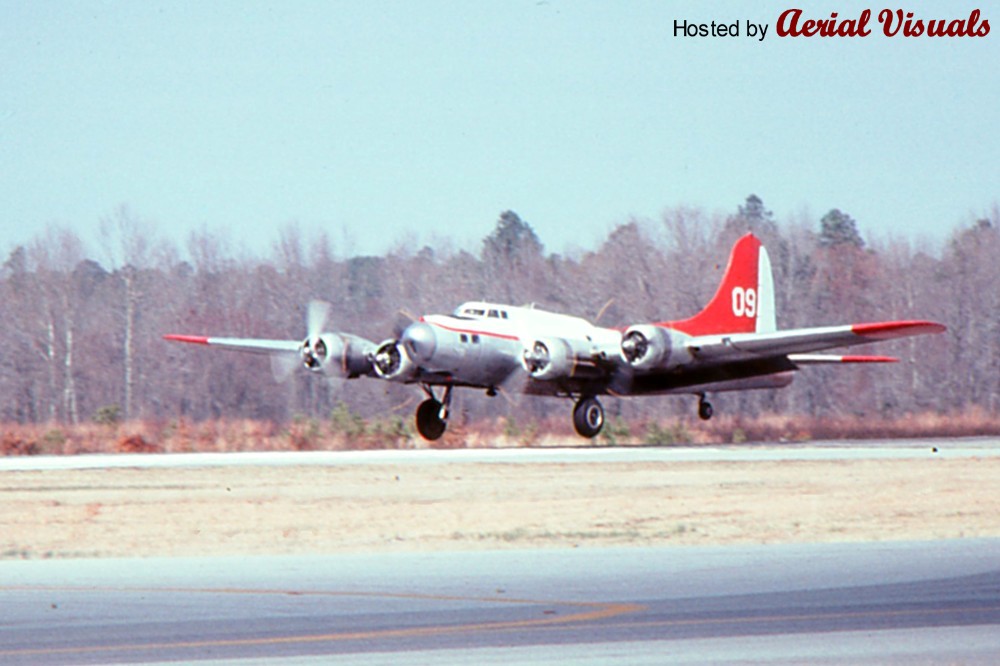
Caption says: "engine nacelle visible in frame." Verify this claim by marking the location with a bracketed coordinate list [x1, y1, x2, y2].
[522, 337, 571, 381]
[521, 336, 598, 381]
[340, 334, 379, 377]
[301, 333, 345, 375]
[301, 333, 378, 378]
[620, 324, 693, 372]
[372, 339, 418, 381]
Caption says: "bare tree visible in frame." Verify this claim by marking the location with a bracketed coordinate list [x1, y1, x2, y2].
[0, 200, 996, 431]
[22, 227, 87, 422]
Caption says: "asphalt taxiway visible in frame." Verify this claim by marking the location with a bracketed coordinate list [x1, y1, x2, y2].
[2, 539, 999, 664]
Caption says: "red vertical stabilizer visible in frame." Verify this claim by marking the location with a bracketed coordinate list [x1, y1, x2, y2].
[664, 233, 775, 336]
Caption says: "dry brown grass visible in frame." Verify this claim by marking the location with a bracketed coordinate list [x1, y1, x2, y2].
[696, 407, 1000, 444]
[3, 456, 999, 558]
[1, 408, 998, 457]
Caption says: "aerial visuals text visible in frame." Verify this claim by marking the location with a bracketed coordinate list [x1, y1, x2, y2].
[673, 9, 990, 41]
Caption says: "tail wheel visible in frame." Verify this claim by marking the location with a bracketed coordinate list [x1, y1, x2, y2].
[573, 397, 604, 438]
[698, 396, 714, 421]
[415, 398, 447, 441]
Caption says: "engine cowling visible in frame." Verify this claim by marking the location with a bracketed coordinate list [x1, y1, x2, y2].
[301, 333, 345, 374]
[521, 337, 601, 381]
[372, 339, 418, 381]
[300, 333, 378, 378]
[522, 338, 571, 381]
[620, 324, 693, 372]
[340, 334, 378, 377]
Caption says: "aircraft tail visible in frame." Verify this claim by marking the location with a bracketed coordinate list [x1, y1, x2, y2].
[666, 233, 776, 336]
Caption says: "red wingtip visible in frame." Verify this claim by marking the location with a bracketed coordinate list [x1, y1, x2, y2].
[163, 334, 210, 345]
[851, 321, 947, 340]
[841, 355, 899, 363]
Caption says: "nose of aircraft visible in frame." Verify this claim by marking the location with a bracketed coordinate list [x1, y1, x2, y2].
[401, 321, 437, 363]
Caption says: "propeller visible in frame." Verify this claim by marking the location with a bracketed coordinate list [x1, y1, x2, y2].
[497, 339, 539, 407]
[522, 340, 551, 376]
[594, 298, 615, 325]
[393, 309, 417, 338]
[496, 373, 526, 407]
[621, 330, 649, 364]
[269, 299, 378, 390]
[388, 395, 416, 414]
[269, 299, 337, 383]
[307, 300, 331, 341]
[270, 351, 301, 383]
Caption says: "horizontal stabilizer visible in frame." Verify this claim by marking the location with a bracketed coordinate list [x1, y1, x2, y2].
[789, 354, 898, 365]
[850, 321, 947, 340]
[688, 320, 945, 362]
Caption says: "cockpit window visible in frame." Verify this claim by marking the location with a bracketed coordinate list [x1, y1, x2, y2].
[488, 309, 499, 318]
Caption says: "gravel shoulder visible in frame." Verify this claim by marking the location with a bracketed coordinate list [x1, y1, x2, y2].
[2, 450, 998, 559]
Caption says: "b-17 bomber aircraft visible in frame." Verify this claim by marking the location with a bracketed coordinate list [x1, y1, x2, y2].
[165, 234, 945, 440]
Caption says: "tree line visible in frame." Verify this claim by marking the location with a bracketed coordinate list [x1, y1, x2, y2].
[1, 196, 996, 431]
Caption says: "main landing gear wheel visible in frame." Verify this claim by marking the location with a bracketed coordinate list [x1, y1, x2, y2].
[415, 385, 452, 441]
[697, 394, 714, 421]
[415, 398, 447, 441]
[573, 397, 605, 438]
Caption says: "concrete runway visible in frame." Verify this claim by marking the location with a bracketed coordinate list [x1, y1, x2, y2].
[2, 539, 999, 664]
[1, 435, 997, 473]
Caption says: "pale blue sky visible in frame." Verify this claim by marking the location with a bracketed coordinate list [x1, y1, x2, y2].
[2, 1, 997, 259]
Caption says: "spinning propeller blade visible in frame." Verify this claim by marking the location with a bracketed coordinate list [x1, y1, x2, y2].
[307, 300, 332, 340]
[270, 351, 301, 383]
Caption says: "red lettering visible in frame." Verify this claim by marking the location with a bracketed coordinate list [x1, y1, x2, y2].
[930, 19, 959, 37]
[967, 9, 990, 37]
[777, 8, 871, 37]
[907, 18, 926, 37]
[879, 7, 990, 38]
[782, 7, 988, 38]
[845, 9, 872, 36]
[880, 9, 904, 36]
[777, 8, 804, 36]
[818, 12, 837, 36]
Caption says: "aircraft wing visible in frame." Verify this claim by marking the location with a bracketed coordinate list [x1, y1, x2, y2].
[163, 334, 301, 355]
[687, 320, 945, 364]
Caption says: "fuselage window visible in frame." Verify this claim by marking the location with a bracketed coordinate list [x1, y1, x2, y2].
[460, 334, 468, 343]
[472, 334, 480, 344]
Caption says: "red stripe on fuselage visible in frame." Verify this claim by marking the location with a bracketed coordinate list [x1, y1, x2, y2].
[424, 319, 520, 341]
